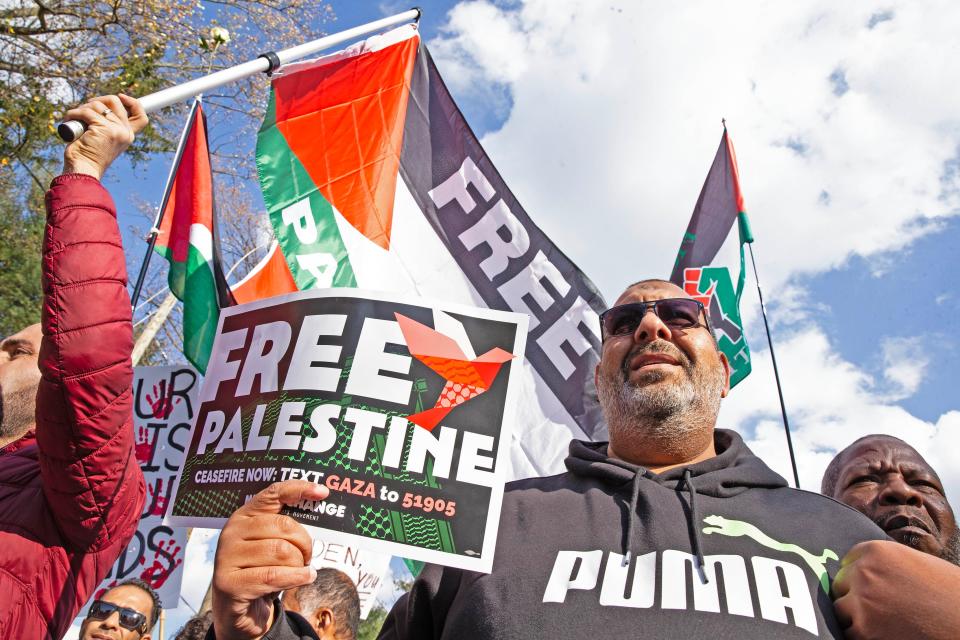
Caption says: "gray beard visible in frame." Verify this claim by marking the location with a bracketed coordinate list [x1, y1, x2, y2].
[598, 341, 725, 456]
[942, 528, 960, 566]
[0, 382, 37, 441]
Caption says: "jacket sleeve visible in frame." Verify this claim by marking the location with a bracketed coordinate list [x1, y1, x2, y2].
[377, 564, 463, 640]
[37, 173, 145, 552]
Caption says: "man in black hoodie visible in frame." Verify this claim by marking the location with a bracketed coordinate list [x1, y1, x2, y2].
[209, 279, 887, 640]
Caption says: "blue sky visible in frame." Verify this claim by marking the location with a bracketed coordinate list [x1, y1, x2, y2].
[801, 217, 959, 423]
[70, 0, 960, 635]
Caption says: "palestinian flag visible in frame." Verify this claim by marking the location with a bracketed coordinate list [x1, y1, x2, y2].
[154, 98, 234, 373]
[251, 25, 607, 480]
[669, 127, 753, 387]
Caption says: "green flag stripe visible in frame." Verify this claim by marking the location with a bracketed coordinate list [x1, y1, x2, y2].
[156, 234, 220, 372]
[256, 90, 357, 290]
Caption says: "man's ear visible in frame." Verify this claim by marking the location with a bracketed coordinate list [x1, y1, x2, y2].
[316, 608, 335, 638]
[718, 351, 731, 398]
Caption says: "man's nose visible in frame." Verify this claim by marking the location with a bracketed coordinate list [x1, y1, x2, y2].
[879, 475, 923, 507]
[632, 308, 673, 343]
[100, 611, 121, 629]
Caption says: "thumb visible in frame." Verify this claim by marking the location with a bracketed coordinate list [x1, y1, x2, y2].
[241, 480, 329, 517]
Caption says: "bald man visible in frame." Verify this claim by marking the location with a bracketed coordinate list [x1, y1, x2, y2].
[283, 568, 360, 640]
[822, 434, 958, 563]
[823, 435, 960, 640]
[209, 279, 888, 640]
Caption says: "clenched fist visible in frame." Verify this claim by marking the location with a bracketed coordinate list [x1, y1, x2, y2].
[833, 539, 960, 640]
[211, 480, 329, 640]
[61, 93, 148, 180]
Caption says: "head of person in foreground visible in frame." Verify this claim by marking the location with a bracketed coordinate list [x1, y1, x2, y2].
[79, 578, 161, 640]
[822, 433, 959, 565]
[0, 323, 42, 449]
[282, 567, 360, 640]
[596, 279, 730, 470]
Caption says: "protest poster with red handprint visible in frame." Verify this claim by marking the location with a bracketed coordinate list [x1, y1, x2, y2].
[87, 366, 198, 610]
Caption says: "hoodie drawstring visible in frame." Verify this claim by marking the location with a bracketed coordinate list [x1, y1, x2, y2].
[620, 467, 708, 581]
[682, 468, 708, 583]
[622, 470, 643, 566]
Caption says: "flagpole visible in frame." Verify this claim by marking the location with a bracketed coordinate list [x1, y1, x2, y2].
[746, 242, 801, 488]
[57, 8, 422, 141]
[130, 98, 202, 311]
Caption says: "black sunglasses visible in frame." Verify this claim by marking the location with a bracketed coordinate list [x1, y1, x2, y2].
[599, 298, 710, 340]
[87, 599, 148, 633]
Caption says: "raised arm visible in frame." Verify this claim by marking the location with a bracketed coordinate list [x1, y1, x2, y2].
[37, 94, 148, 550]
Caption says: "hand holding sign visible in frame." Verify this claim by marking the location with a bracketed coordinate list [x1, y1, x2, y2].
[212, 480, 329, 639]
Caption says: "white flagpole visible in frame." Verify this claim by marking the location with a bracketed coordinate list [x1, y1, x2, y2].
[58, 8, 421, 141]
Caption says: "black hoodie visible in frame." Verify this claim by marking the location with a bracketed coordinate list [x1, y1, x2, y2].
[377, 429, 888, 639]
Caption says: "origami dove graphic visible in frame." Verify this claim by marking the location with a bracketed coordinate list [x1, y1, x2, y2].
[395, 312, 515, 431]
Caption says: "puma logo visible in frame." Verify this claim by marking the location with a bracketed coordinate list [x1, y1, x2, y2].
[703, 515, 838, 593]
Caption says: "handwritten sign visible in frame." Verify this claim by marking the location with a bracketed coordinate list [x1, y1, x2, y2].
[310, 538, 391, 619]
[88, 366, 198, 609]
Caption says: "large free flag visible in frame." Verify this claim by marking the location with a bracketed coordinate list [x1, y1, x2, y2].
[154, 98, 234, 373]
[254, 25, 607, 480]
[669, 127, 754, 387]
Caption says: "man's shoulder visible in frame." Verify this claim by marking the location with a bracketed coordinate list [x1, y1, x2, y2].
[505, 470, 583, 494]
[767, 485, 887, 536]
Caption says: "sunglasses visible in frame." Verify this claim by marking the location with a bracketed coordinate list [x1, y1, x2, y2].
[599, 298, 710, 340]
[87, 599, 148, 633]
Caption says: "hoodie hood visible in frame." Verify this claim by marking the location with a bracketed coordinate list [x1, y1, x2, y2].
[565, 428, 787, 497]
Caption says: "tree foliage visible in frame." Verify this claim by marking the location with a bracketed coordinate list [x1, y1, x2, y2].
[356, 576, 414, 640]
[0, 0, 334, 189]
[0, 174, 43, 336]
[0, 0, 334, 349]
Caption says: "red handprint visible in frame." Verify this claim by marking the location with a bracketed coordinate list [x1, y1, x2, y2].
[134, 425, 153, 465]
[146, 478, 168, 516]
[145, 381, 182, 420]
[140, 539, 183, 589]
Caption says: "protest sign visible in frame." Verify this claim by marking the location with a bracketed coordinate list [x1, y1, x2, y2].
[89, 365, 197, 610]
[168, 289, 527, 573]
[310, 537, 391, 619]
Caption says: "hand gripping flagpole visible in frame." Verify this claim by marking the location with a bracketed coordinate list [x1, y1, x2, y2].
[738, 212, 801, 488]
[57, 8, 422, 141]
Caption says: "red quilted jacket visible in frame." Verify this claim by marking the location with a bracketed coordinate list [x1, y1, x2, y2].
[0, 174, 146, 639]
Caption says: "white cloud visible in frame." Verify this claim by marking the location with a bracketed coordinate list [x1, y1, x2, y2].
[880, 336, 929, 399]
[719, 323, 959, 502]
[430, 0, 960, 300]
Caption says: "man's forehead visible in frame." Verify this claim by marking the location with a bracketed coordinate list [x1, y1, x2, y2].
[102, 584, 151, 609]
[2, 323, 41, 348]
[614, 280, 690, 306]
[843, 437, 931, 472]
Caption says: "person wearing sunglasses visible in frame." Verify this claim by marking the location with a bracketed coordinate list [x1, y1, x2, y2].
[79, 579, 160, 640]
[207, 280, 889, 640]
